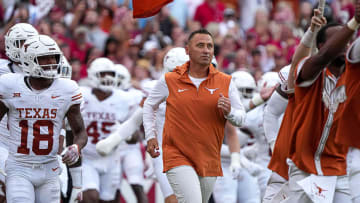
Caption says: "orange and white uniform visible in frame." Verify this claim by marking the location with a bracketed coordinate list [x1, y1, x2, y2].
[143, 62, 245, 202]
[283, 57, 350, 203]
[334, 38, 360, 202]
[289, 60, 348, 176]
[335, 40, 360, 148]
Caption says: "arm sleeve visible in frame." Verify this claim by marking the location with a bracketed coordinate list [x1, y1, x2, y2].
[70, 89, 83, 106]
[143, 75, 169, 141]
[67, 82, 83, 107]
[263, 90, 288, 145]
[225, 80, 246, 127]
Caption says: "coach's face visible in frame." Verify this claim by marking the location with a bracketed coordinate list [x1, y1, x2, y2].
[186, 34, 214, 67]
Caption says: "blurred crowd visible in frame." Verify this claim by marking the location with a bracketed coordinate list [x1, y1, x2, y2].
[0, 0, 356, 85]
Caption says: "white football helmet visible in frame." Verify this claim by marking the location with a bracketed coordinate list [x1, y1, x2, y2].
[163, 47, 189, 72]
[231, 71, 257, 99]
[20, 35, 62, 79]
[59, 56, 72, 79]
[257, 71, 280, 91]
[114, 64, 131, 90]
[5, 23, 39, 63]
[87, 57, 116, 92]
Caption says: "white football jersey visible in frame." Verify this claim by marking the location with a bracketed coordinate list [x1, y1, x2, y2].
[0, 60, 22, 147]
[0, 59, 22, 75]
[81, 86, 136, 159]
[0, 73, 82, 164]
[125, 87, 144, 111]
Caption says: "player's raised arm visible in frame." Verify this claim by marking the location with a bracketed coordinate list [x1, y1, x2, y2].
[298, 0, 360, 83]
[288, 8, 326, 89]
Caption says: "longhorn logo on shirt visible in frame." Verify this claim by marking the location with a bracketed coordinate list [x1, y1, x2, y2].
[313, 183, 327, 198]
[204, 87, 219, 94]
[13, 93, 21, 97]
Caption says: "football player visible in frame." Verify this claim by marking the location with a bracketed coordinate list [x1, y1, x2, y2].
[80, 57, 137, 203]
[0, 23, 38, 202]
[263, 9, 326, 202]
[0, 35, 87, 203]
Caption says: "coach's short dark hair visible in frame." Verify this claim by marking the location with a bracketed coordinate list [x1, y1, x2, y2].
[188, 29, 214, 42]
[316, 22, 342, 48]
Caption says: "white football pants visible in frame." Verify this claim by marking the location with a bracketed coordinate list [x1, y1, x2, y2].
[6, 159, 61, 203]
[166, 165, 216, 203]
[348, 147, 360, 203]
[263, 172, 288, 203]
[282, 161, 350, 203]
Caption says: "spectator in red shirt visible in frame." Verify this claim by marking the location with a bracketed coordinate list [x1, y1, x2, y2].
[70, 26, 93, 64]
[193, 0, 225, 27]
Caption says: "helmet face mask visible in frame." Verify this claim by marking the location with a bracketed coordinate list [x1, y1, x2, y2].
[34, 54, 62, 78]
[5, 23, 39, 63]
[20, 35, 62, 79]
[231, 71, 257, 100]
[87, 57, 117, 92]
[116, 75, 125, 88]
[238, 87, 255, 99]
[96, 71, 117, 92]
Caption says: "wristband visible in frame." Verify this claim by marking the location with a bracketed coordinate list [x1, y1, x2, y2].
[60, 129, 66, 137]
[347, 18, 360, 31]
[230, 152, 241, 165]
[301, 29, 315, 48]
[251, 94, 265, 107]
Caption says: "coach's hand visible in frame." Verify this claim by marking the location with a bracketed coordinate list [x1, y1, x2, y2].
[147, 138, 160, 158]
[218, 93, 231, 116]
